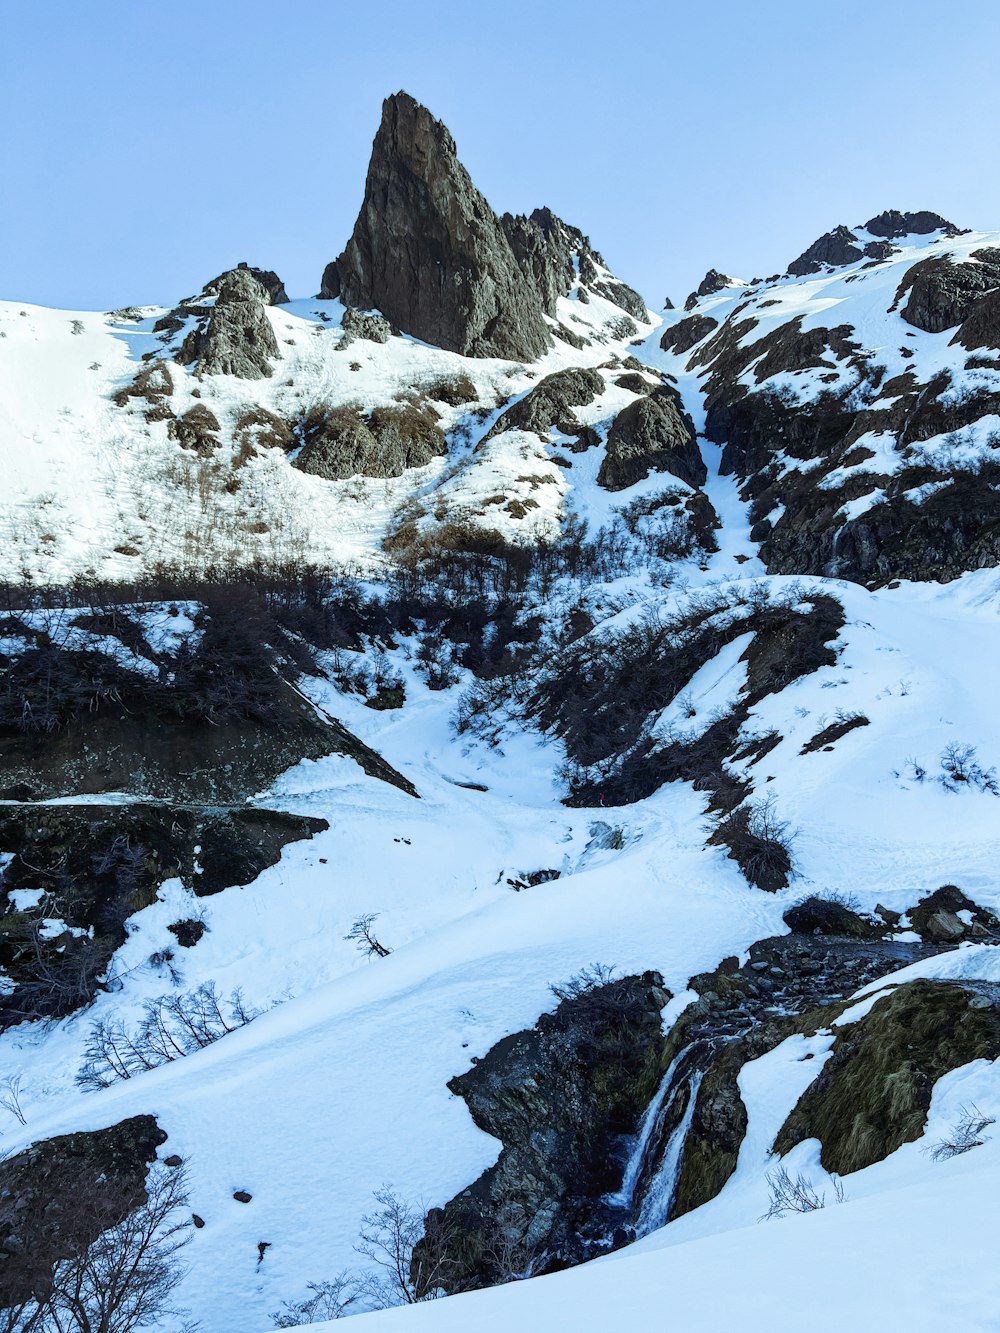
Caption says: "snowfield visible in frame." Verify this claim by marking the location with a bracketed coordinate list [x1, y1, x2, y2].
[2, 221, 1000, 1333]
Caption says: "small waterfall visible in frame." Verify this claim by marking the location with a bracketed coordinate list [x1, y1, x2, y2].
[635, 1068, 702, 1234]
[606, 1044, 693, 1212]
[606, 1041, 709, 1237]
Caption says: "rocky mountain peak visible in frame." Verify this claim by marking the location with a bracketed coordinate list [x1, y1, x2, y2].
[319, 91, 551, 361]
[864, 209, 960, 239]
[684, 268, 739, 310]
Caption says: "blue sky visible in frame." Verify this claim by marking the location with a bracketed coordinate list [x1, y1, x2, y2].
[2, 0, 999, 311]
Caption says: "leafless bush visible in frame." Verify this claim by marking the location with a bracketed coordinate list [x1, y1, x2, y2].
[355, 1186, 455, 1307]
[77, 983, 259, 1090]
[345, 914, 392, 959]
[549, 963, 619, 1002]
[709, 793, 796, 892]
[272, 1275, 359, 1324]
[928, 1104, 996, 1161]
[938, 743, 999, 795]
[760, 1165, 845, 1221]
[0, 1075, 26, 1127]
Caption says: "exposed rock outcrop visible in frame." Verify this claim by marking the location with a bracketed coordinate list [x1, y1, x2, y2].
[865, 209, 959, 239]
[178, 266, 280, 379]
[660, 313, 718, 355]
[598, 389, 704, 491]
[320, 93, 550, 362]
[0, 1117, 166, 1307]
[203, 262, 289, 306]
[484, 368, 604, 448]
[684, 269, 737, 311]
[897, 249, 1000, 332]
[420, 971, 670, 1290]
[0, 805, 327, 1026]
[294, 402, 446, 481]
[787, 225, 864, 276]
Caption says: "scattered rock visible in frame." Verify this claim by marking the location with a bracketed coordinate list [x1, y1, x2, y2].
[233, 1190, 252, 1204]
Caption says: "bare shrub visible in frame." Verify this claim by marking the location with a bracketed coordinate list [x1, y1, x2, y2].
[760, 1165, 845, 1221]
[272, 1275, 359, 1325]
[928, 1104, 996, 1161]
[0, 1074, 26, 1127]
[77, 983, 259, 1090]
[345, 914, 391, 959]
[709, 793, 796, 892]
[549, 962, 618, 1002]
[355, 1186, 456, 1307]
[938, 743, 999, 795]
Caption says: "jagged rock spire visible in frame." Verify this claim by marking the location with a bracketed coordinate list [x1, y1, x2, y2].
[320, 92, 551, 361]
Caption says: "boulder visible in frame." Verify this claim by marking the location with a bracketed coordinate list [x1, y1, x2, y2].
[178, 267, 280, 379]
[485, 368, 604, 445]
[294, 403, 445, 481]
[598, 389, 704, 491]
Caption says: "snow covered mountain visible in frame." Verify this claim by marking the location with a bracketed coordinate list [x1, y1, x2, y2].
[2, 92, 1000, 1333]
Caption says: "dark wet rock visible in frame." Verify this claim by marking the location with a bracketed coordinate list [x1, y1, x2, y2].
[484, 368, 604, 446]
[419, 972, 670, 1291]
[907, 885, 1000, 943]
[293, 402, 445, 481]
[897, 249, 1000, 333]
[0, 804, 327, 1025]
[0, 1116, 165, 1308]
[598, 389, 704, 491]
[864, 209, 959, 240]
[178, 267, 280, 379]
[862, 240, 896, 262]
[660, 314, 718, 356]
[167, 404, 221, 456]
[787, 225, 863, 277]
[339, 307, 393, 347]
[322, 93, 550, 362]
[773, 979, 1000, 1174]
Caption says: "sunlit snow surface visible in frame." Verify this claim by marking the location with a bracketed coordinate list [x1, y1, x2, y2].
[1, 240, 1000, 1331]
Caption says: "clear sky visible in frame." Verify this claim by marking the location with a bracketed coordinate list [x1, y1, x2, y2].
[3, 0, 1000, 312]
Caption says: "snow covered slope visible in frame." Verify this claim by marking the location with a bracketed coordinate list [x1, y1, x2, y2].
[3, 94, 1000, 1333]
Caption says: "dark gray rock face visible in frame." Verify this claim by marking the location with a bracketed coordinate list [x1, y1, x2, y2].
[293, 403, 445, 480]
[599, 389, 704, 491]
[485, 368, 604, 447]
[897, 250, 1000, 332]
[419, 972, 670, 1291]
[787, 225, 863, 276]
[321, 93, 550, 362]
[952, 286, 1000, 351]
[178, 267, 280, 379]
[660, 313, 718, 355]
[864, 209, 958, 239]
[684, 269, 736, 311]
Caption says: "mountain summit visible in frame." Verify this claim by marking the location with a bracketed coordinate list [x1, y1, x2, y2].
[319, 92, 645, 360]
